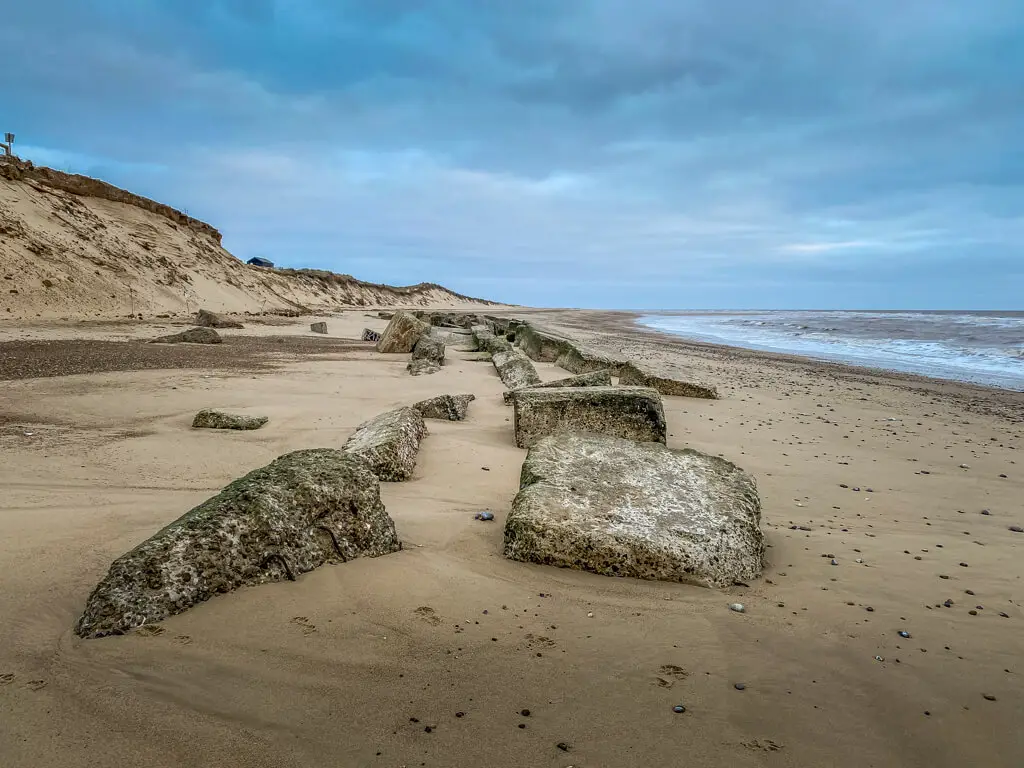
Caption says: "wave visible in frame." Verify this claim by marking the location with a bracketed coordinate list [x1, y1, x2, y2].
[638, 311, 1024, 391]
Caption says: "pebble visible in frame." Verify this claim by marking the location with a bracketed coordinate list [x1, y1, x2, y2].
[1009, 526, 1023, 533]
[939, 575, 950, 580]
[734, 683, 746, 690]
[866, 607, 874, 612]
[981, 510, 991, 515]
[899, 631, 911, 638]
[965, 590, 975, 596]
[557, 742, 571, 751]
[672, 705, 686, 714]
[969, 610, 978, 616]
[959, 562, 969, 568]
[474, 512, 494, 521]
[521, 709, 531, 717]
[944, 599, 954, 607]
[982, 694, 997, 702]
[729, 603, 745, 613]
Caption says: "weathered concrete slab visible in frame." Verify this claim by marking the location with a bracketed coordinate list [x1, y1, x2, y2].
[75, 449, 399, 638]
[361, 328, 381, 342]
[493, 349, 542, 390]
[376, 310, 430, 353]
[310, 321, 328, 334]
[411, 335, 445, 366]
[407, 359, 441, 376]
[511, 386, 665, 448]
[502, 369, 613, 404]
[555, 344, 624, 376]
[413, 393, 476, 421]
[430, 327, 476, 348]
[471, 324, 512, 356]
[196, 309, 244, 329]
[149, 327, 222, 344]
[343, 406, 427, 481]
[504, 433, 764, 587]
[619, 361, 718, 399]
[516, 324, 575, 362]
[192, 410, 268, 430]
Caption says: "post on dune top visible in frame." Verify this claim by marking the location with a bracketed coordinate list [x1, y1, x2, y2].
[1, 132, 14, 156]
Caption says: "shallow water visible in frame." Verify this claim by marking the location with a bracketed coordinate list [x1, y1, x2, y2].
[638, 310, 1024, 391]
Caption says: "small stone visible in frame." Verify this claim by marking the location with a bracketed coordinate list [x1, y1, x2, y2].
[830, 559, 838, 566]
[959, 562, 969, 567]
[474, 512, 495, 521]
[734, 683, 746, 691]
[586, 612, 594, 618]
[959, 464, 969, 469]
[455, 712, 465, 718]
[557, 742, 571, 751]
[981, 510, 991, 515]
[521, 709, 531, 717]
[866, 607, 874, 612]
[939, 575, 950, 580]
[969, 610, 978, 616]
[944, 599, 954, 607]
[1009, 526, 1023, 533]
[982, 694, 997, 701]
[518, 723, 527, 729]
[729, 603, 745, 613]
[672, 705, 686, 714]
[898, 631, 910, 638]
[998, 612, 1009, 618]
[424, 726, 433, 733]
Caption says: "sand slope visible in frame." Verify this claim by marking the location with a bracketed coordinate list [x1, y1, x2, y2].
[0, 157, 496, 320]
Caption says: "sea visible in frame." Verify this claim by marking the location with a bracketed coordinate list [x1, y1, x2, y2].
[637, 310, 1024, 391]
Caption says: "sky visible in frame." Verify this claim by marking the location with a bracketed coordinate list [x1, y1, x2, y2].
[4, 1, 1023, 309]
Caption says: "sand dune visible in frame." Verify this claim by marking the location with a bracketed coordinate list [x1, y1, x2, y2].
[0, 156, 496, 321]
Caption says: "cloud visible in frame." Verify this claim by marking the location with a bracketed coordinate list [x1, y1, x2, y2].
[4, 0, 1024, 308]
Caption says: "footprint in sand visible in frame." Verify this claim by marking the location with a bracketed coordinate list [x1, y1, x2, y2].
[291, 616, 317, 635]
[658, 664, 689, 682]
[523, 633, 557, 650]
[174, 635, 192, 645]
[743, 739, 783, 752]
[414, 606, 442, 626]
[0, 673, 14, 685]
[26, 679, 47, 691]
[135, 624, 165, 637]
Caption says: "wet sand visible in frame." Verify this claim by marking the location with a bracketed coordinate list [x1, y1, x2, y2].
[1, 310, 1021, 767]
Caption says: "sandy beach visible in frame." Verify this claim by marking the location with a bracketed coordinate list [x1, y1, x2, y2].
[1, 309, 1021, 768]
